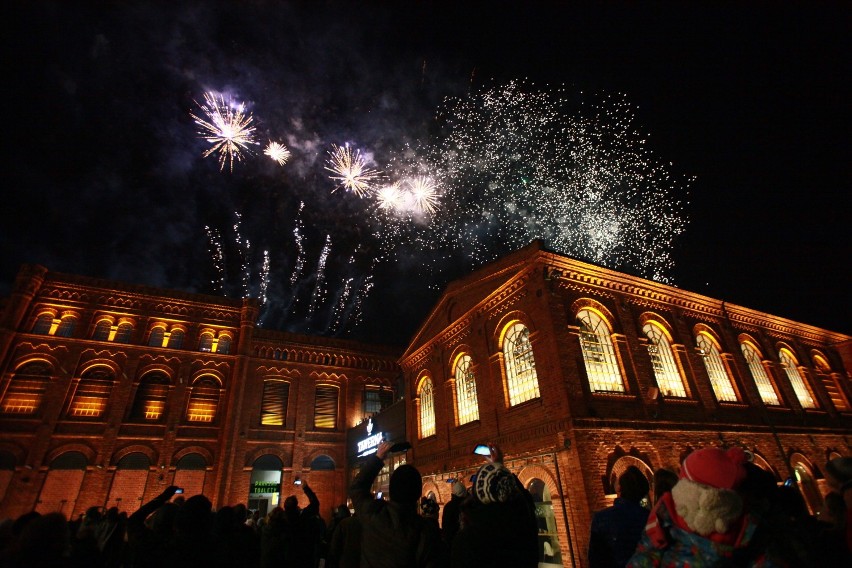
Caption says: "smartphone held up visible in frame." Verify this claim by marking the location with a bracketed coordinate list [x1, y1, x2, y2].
[473, 444, 491, 456]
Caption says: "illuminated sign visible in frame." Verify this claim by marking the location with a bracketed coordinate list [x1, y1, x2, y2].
[357, 418, 384, 457]
[251, 481, 281, 494]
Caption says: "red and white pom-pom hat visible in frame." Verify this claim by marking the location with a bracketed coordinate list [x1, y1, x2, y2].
[680, 446, 749, 490]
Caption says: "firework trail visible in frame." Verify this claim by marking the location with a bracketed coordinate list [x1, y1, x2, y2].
[307, 235, 332, 321]
[325, 143, 382, 197]
[204, 226, 226, 293]
[232, 212, 253, 297]
[259, 250, 271, 305]
[329, 274, 355, 333]
[264, 141, 291, 166]
[289, 203, 307, 289]
[191, 92, 258, 172]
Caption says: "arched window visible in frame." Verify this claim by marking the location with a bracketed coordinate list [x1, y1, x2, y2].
[32, 313, 54, 335]
[167, 329, 184, 349]
[198, 332, 214, 352]
[1, 361, 52, 414]
[175, 453, 207, 470]
[314, 385, 339, 429]
[261, 379, 290, 426]
[418, 377, 436, 438]
[186, 376, 220, 422]
[577, 309, 625, 393]
[790, 455, 823, 515]
[68, 367, 114, 418]
[114, 322, 134, 343]
[92, 320, 112, 341]
[453, 354, 480, 425]
[779, 348, 816, 409]
[55, 315, 77, 338]
[130, 372, 170, 421]
[502, 322, 540, 406]
[216, 334, 232, 354]
[147, 327, 165, 347]
[696, 333, 738, 402]
[643, 322, 687, 398]
[740, 341, 780, 405]
[812, 352, 849, 412]
[310, 455, 336, 471]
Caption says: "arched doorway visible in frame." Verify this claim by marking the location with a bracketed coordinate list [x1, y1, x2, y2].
[527, 478, 563, 567]
[37, 451, 88, 516]
[174, 453, 207, 498]
[790, 455, 823, 515]
[249, 454, 283, 517]
[107, 452, 151, 513]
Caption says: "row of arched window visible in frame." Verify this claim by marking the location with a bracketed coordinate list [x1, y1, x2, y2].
[29, 311, 233, 354]
[415, 304, 846, 439]
[0, 362, 223, 424]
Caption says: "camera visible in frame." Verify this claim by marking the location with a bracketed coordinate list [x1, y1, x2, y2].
[389, 441, 412, 453]
[473, 444, 491, 456]
[174, 488, 184, 494]
[783, 477, 794, 487]
[294, 478, 302, 486]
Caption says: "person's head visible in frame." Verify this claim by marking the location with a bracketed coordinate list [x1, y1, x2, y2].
[333, 504, 351, 520]
[389, 464, 422, 504]
[825, 457, 852, 493]
[737, 462, 777, 516]
[653, 468, 678, 502]
[451, 480, 468, 499]
[283, 495, 299, 512]
[419, 496, 439, 520]
[617, 466, 649, 503]
[473, 462, 518, 505]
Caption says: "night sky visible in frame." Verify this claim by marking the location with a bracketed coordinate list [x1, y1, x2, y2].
[3, 2, 849, 345]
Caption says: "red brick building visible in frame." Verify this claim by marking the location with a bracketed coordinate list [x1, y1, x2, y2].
[399, 241, 851, 568]
[0, 264, 401, 522]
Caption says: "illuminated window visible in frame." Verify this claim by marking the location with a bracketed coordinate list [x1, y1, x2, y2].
[314, 385, 339, 429]
[741, 341, 781, 405]
[198, 332, 214, 352]
[130, 372, 170, 421]
[114, 322, 134, 343]
[779, 349, 816, 409]
[167, 329, 184, 349]
[696, 333, 738, 402]
[148, 327, 165, 347]
[55, 315, 77, 338]
[1, 361, 52, 414]
[812, 353, 849, 412]
[453, 355, 480, 425]
[503, 323, 540, 406]
[363, 387, 393, 418]
[577, 309, 625, 393]
[92, 320, 112, 341]
[69, 367, 114, 418]
[32, 314, 54, 335]
[217, 335, 232, 354]
[643, 322, 687, 398]
[418, 377, 436, 438]
[261, 380, 290, 426]
[186, 377, 220, 422]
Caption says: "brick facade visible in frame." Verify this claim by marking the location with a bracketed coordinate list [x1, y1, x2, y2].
[399, 241, 851, 568]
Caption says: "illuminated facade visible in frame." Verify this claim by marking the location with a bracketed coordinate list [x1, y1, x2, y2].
[399, 241, 852, 568]
[0, 265, 401, 521]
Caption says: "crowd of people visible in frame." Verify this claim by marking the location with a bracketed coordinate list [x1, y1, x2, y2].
[0, 448, 849, 568]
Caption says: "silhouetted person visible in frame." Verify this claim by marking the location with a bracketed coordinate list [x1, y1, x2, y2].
[589, 465, 650, 568]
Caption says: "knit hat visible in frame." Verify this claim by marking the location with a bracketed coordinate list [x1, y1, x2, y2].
[680, 447, 748, 490]
[473, 463, 518, 504]
[825, 457, 852, 490]
[451, 481, 467, 498]
[419, 496, 439, 519]
[389, 464, 422, 503]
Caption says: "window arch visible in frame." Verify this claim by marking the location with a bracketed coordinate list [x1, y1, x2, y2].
[310, 455, 336, 471]
[130, 372, 170, 421]
[55, 314, 77, 338]
[643, 321, 687, 398]
[453, 354, 480, 425]
[167, 328, 184, 349]
[198, 332, 214, 352]
[147, 326, 166, 347]
[1, 360, 52, 414]
[740, 340, 780, 405]
[577, 308, 625, 393]
[114, 322, 134, 343]
[502, 322, 540, 406]
[92, 319, 112, 341]
[68, 366, 114, 418]
[418, 376, 436, 439]
[186, 376, 220, 422]
[811, 351, 849, 412]
[790, 455, 823, 515]
[31, 312, 55, 335]
[779, 348, 817, 409]
[695, 332, 738, 402]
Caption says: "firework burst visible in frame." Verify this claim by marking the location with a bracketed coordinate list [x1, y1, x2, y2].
[264, 141, 291, 166]
[325, 143, 381, 197]
[406, 176, 440, 215]
[191, 92, 258, 172]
